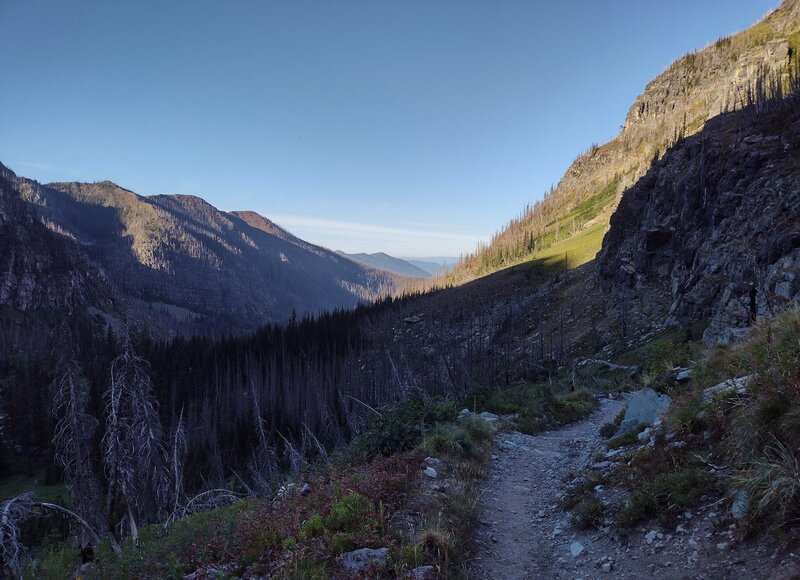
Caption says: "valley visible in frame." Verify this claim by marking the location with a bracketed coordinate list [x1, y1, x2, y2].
[1, 1, 800, 579]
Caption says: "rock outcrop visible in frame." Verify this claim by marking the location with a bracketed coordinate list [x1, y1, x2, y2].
[597, 96, 800, 345]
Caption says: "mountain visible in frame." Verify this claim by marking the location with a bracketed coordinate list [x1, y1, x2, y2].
[0, 164, 115, 314]
[1, 164, 407, 335]
[447, 0, 800, 284]
[337, 251, 431, 278]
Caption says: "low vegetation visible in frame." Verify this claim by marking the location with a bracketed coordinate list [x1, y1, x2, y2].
[466, 382, 598, 435]
[18, 369, 605, 578]
[561, 304, 800, 541]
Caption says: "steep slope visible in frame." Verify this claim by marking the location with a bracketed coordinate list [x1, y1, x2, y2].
[448, 0, 800, 283]
[0, 163, 114, 314]
[337, 252, 431, 278]
[597, 91, 800, 346]
[7, 172, 405, 333]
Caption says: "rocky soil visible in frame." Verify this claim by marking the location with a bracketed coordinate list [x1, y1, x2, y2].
[470, 397, 798, 579]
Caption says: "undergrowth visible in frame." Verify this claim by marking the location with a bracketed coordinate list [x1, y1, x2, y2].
[467, 382, 598, 435]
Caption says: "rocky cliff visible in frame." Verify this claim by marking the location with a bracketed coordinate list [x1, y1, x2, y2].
[597, 94, 800, 345]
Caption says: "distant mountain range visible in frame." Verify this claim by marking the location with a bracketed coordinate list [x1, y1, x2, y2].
[336, 253, 459, 278]
[0, 163, 407, 335]
[401, 257, 458, 277]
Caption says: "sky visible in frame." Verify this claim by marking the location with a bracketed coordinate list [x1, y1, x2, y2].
[0, 1, 779, 257]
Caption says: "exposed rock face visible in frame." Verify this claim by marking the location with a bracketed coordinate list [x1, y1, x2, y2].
[2, 163, 406, 334]
[597, 99, 800, 345]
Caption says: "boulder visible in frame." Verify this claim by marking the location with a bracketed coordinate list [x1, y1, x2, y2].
[702, 375, 753, 402]
[338, 547, 390, 574]
[731, 490, 748, 520]
[616, 388, 672, 436]
[407, 565, 436, 579]
[591, 461, 613, 470]
[478, 411, 500, 423]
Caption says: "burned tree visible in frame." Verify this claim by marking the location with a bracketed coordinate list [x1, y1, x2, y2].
[50, 354, 103, 559]
[101, 334, 168, 544]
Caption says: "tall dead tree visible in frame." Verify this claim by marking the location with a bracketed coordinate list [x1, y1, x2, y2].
[102, 334, 168, 544]
[50, 355, 103, 558]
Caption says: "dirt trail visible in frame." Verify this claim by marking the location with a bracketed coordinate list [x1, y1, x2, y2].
[469, 397, 788, 580]
[470, 398, 623, 579]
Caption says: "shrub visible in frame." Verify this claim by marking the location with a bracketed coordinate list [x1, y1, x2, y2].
[324, 492, 372, 532]
[561, 476, 600, 510]
[733, 440, 800, 528]
[299, 513, 325, 538]
[571, 496, 605, 529]
[615, 468, 712, 528]
[468, 382, 597, 435]
[346, 393, 458, 460]
[417, 527, 454, 561]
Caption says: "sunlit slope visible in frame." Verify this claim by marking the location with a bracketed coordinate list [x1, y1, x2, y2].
[444, 0, 800, 285]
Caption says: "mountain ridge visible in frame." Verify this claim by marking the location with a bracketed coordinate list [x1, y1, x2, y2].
[2, 165, 408, 335]
[446, 0, 800, 284]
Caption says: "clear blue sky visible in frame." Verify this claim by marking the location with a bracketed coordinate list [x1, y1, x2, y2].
[0, 1, 778, 257]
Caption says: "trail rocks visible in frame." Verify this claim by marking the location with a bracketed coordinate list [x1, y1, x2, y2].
[702, 375, 754, 402]
[731, 490, 749, 520]
[338, 547, 389, 573]
[471, 392, 784, 578]
[616, 388, 672, 436]
[407, 565, 436, 579]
